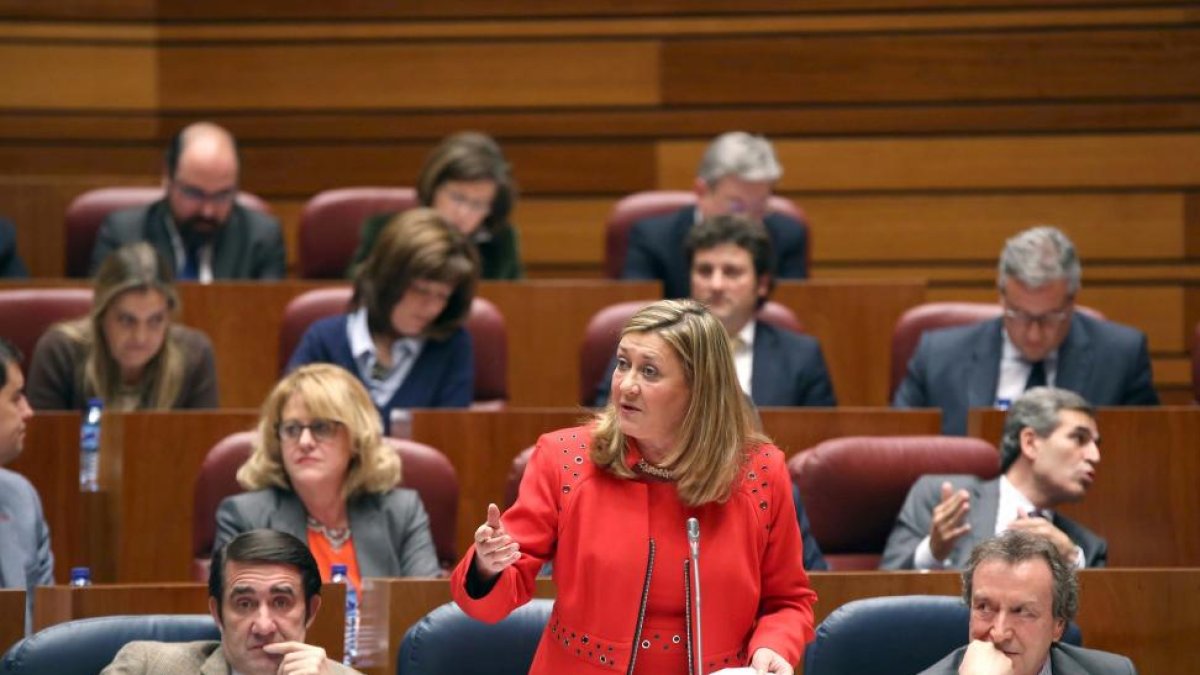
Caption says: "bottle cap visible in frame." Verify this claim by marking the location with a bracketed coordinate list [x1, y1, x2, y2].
[70, 566, 91, 579]
[331, 563, 347, 575]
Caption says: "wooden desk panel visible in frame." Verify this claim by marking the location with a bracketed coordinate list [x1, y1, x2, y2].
[357, 569, 1200, 675]
[10, 412, 84, 584]
[411, 408, 942, 559]
[967, 406, 1200, 566]
[32, 582, 344, 662]
[0, 589, 25, 657]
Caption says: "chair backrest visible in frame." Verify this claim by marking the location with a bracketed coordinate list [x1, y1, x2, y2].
[397, 599, 553, 675]
[578, 298, 802, 405]
[191, 432, 459, 579]
[788, 436, 1001, 570]
[889, 301, 1106, 400]
[298, 187, 420, 279]
[277, 288, 507, 406]
[603, 190, 808, 279]
[803, 595, 1081, 675]
[0, 288, 93, 368]
[1, 614, 218, 675]
[63, 186, 272, 278]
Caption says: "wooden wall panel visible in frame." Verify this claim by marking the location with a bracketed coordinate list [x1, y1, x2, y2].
[804, 193, 1188, 263]
[158, 41, 660, 111]
[663, 29, 1200, 104]
[660, 134, 1200, 192]
[0, 45, 156, 110]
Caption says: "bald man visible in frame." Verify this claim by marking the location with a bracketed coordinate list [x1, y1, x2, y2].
[90, 121, 285, 281]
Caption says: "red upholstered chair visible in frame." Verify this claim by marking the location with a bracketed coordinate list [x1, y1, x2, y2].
[578, 299, 802, 405]
[889, 302, 1106, 401]
[63, 186, 273, 278]
[603, 190, 808, 279]
[788, 436, 1001, 570]
[298, 187, 419, 279]
[0, 288, 94, 368]
[278, 288, 507, 407]
[191, 432, 459, 580]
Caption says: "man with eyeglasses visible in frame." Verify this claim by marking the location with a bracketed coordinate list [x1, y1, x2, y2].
[894, 225, 1157, 435]
[621, 131, 809, 299]
[89, 121, 286, 282]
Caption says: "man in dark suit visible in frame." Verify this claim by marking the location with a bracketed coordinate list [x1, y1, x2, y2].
[89, 121, 285, 281]
[0, 338, 53, 633]
[0, 218, 29, 278]
[894, 225, 1157, 435]
[621, 131, 808, 298]
[919, 530, 1136, 675]
[597, 214, 835, 409]
[882, 387, 1105, 571]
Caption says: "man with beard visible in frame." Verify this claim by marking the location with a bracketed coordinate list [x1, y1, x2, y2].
[89, 122, 285, 281]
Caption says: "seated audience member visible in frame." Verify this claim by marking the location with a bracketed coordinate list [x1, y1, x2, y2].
[794, 484, 829, 571]
[0, 338, 53, 631]
[288, 208, 477, 427]
[0, 217, 28, 277]
[214, 364, 440, 590]
[622, 131, 808, 298]
[919, 530, 1136, 675]
[103, 529, 361, 674]
[27, 243, 218, 411]
[597, 214, 834, 407]
[894, 225, 1157, 435]
[89, 121, 286, 281]
[882, 387, 1106, 571]
[348, 131, 522, 279]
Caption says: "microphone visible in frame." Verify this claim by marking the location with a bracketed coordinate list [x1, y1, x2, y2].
[687, 517, 702, 675]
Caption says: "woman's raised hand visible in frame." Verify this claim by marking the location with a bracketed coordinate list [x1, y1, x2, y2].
[473, 502, 521, 580]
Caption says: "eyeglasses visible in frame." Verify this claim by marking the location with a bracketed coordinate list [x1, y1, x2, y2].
[443, 188, 492, 214]
[277, 419, 342, 444]
[172, 180, 238, 205]
[1002, 304, 1073, 328]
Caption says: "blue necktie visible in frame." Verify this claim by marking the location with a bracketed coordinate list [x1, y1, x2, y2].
[179, 245, 200, 281]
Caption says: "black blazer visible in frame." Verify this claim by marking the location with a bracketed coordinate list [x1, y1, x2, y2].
[89, 198, 286, 280]
[621, 206, 808, 299]
[0, 218, 28, 278]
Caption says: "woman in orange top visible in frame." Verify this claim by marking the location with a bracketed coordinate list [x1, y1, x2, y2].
[452, 300, 816, 674]
[214, 363, 439, 590]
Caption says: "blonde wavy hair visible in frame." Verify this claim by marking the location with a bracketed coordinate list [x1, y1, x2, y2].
[58, 242, 185, 410]
[237, 364, 401, 499]
[591, 299, 767, 506]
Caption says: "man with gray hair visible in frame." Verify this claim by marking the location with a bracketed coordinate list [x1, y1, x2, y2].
[894, 225, 1157, 435]
[622, 131, 808, 298]
[882, 386, 1106, 571]
[919, 530, 1136, 674]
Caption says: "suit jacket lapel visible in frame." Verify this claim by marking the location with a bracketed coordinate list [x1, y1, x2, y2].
[956, 478, 1000, 567]
[201, 645, 233, 675]
[209, 207, 245, 279]
[1051, 314, 1091, 394]
[269, 490, 311, 543]
[146, 200, 181, 272]
[749, 322, 780, 405]
[1049, 643, 1090, 675]
[966, 320, 1003, 410]
[347, 495, 390, 578]
[0, 517, 22, 588]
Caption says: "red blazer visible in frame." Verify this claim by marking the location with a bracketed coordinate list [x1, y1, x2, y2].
[451, 425, 816, 674]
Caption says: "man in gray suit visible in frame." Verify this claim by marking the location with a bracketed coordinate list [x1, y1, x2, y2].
[882, 387, 1106, 571]
[894, 225, 1157, 435]
[919, 530, 1136, 675]
[89, 121, 285, 282]
[0, 338, 53, 629]
[103, 529, 359, 674]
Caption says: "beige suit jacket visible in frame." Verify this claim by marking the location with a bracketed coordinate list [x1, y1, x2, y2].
[101, 640, 361, 674]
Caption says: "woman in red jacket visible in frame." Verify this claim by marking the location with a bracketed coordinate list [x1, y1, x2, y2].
[451, 299, 816, 674]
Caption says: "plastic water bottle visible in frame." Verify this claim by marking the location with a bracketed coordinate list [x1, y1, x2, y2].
[79, 398, 102, 492]
[330, 564, 358, 665]
[69, 566, 92, 587]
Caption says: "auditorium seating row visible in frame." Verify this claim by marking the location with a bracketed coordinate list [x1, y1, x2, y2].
[60, 186, 807, 281]
[5, 568, 1199, 675]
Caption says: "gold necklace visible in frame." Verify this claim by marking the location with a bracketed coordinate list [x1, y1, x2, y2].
[306, 516, 352, 549]
[636, 459, 675, 480]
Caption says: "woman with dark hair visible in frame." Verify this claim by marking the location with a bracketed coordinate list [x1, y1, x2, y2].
[290, 208, 478, 427]
[452, 299, 816, 675]
[348, 131, 522, 279]
[26, 242, 217, 410]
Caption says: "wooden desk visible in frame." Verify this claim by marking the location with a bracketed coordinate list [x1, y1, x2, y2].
[32, 582, 344, 662]
[410, 408, 942, 562]
[357, 569, 1200, 675]
[0, 589, 25, 657]
[968, 406, 1200, 566]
